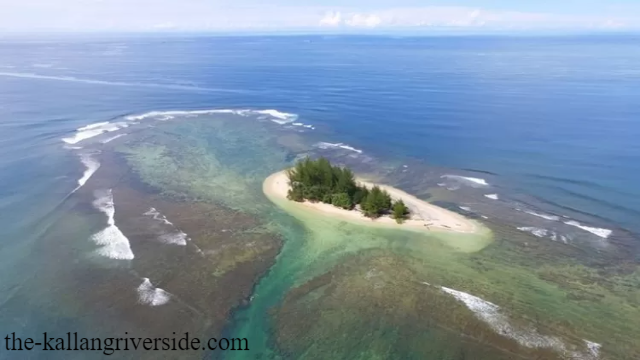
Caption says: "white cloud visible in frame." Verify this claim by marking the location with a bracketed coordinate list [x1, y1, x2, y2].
[320, 11, 342, 27]
[345, 14, 382, 28]
[0, 1, 637, 32]
[315, 6, 639, 30]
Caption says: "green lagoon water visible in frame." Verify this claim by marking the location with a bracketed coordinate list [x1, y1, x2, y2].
[107, 113, 640, 360]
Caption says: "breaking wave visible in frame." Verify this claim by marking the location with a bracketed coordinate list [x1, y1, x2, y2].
[72, 153, 100, 193]
[90, 190, 134, 260]
[441, 175, 489, 187]
[292, 122, 315, 130]
[484, 194, 499, 200]
[564, 221, 612, 239]
[143, 207, 173, 226]
[521, 209, 560, 221]
[517, 227, 569, 243]
[437, 285, 600, 359]
[315, 142, 363, 154]
[125, 108, 298, 125]
[62, 108, 301, 146]
[62, 121, 130, 145]
[253, 109, 299, 124]
[137, 278, 171, 306]
[143, 207, 188, 246]
[158, 232, 189, 246]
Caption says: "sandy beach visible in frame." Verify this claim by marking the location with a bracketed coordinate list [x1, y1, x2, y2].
[263, 170, 478, 234]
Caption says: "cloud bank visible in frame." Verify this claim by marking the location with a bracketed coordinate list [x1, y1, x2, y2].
[0, 1, 637, 33]
[318, 6, 635, 30]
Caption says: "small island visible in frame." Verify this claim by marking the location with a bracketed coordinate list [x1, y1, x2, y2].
[286, 157, 410, 223]
[263, 159, 478, 234]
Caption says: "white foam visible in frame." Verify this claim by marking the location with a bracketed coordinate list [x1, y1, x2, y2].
[125, 109, 238, 121]
[564, 221, 612, 239]
[523, 210, 560, 221]
[124, 109, 299, 126]
[484, 194, 499, 200]
[517, 227, 548, 238]
[73, 153, 101, 192]
[143, 207, 188, 246]
[315, 142, 363, 154]
[63, 109, 300, 146]
[254, 109, 299, 124]
[159, 232, 189, 246]
[62, 121, 129, 144]
[137, 278, 171, 306]
[144, 207, 173, 226]
[459, 206, 472, 211]
[439, 286, 598, 357]
[292, 122, 315, 130]
[585, 340, 601, 358]
[441, 175, 489, 187]
[90, 190, 134, 260]
[101, 134, 127, 144]
[517, 227, 569, 244]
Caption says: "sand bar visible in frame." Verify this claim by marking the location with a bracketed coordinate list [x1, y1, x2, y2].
[263, 170, 478, 234]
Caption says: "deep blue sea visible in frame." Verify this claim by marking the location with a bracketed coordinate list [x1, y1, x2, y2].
[1, 34, 639, 358]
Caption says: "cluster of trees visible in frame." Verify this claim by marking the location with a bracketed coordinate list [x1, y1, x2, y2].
[286, 157, 410, 222]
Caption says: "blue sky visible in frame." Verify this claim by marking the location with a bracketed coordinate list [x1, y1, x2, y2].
[1, 0, 639, 33]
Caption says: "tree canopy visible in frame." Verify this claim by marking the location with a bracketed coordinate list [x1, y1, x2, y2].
[392, 199, 410, 223]
[286, 157, 405, 219]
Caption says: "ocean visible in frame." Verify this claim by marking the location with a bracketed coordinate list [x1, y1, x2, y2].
[1, 34, 639, 359]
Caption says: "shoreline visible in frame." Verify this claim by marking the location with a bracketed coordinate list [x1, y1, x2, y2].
[263, 170, 479, 234]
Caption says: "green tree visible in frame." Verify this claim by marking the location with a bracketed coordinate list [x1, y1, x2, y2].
[331, 193, 353, 210]
[361, 186, 394, 218]
[353, 186, 369, 205]
[392, 200, 410, 223]
[286, 157, 397, 217]
[287, 185, 304, 202]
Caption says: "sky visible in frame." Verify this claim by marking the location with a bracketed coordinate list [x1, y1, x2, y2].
[1, 0, 639, 33]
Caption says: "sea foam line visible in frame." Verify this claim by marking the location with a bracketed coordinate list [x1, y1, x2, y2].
[62, 121, 130, 145]
[101, 134, 127, 144]
[436, 285, 600, 359]
[315, 142, 363, 154]
[137, 278, 171, 306]
[564, 220, 612, 239]
[62, 109, 301, 146]
[484, 194, 499, 200]
[441, 174, 489, 187]
[90, 190, 134, 260]
[124, 109, 298, 125]
[143, 207, 188, 246]
[72, 153, 100, 193]
[517, 227, 569, 243]
[521, 209, 560, 221]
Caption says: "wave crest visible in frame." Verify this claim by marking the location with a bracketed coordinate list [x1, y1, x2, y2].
[441, 175, 489, 187]
[315, 142, 363, 154]
[564, 221, 612, 239]
[437, 285, 600, 359]
[137, 278, 171, 306]
[90, 190, 134, 260]
[72, 153, 100, 193]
